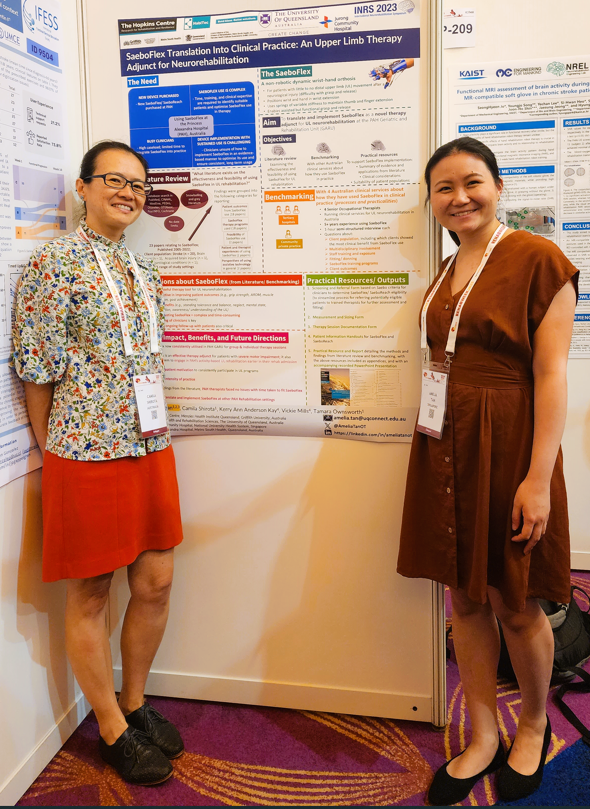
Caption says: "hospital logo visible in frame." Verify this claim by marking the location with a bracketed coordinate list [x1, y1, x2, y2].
[0, 24, 21, 43]
[547, 61, 566, 76]
[319, 16, 332, 28]
[259, 12, 272, 27]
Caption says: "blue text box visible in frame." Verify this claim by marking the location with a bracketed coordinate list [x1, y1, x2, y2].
[459, 121, 555, 133]
[26, 38, 59, 66]
[1, 0, 23, 32]
[499, 166, 555, 175]
[130, 132, 192, 169]
[128, 85, 190, 128]
[190, 82, 255, 123]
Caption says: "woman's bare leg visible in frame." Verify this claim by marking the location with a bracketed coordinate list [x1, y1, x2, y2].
[487, 587, 553, 775]
[118, 549, 174, 715]
[65, 573, 128, 744]
[446, 587, 501, 778]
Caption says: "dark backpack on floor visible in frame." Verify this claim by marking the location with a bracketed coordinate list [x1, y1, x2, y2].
[497, 586, 590, 745]
[497, 586, 590, 683]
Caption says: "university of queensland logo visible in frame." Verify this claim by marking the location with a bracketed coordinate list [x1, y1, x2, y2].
[259, 12, 272, 27]
[23, 0, 35, 32]
[547, 61, 566, 76]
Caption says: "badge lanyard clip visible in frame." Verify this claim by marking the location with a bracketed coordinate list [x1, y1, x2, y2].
[77, 226, 160, 357]
[417, 223, 507, 439]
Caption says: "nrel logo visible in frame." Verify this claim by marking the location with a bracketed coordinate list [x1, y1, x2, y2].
[459, 69, 485, 80]
[496, 68, 513, 77]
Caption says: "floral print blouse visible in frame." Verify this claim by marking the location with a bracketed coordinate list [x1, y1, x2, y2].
[11, 220, 170, 461]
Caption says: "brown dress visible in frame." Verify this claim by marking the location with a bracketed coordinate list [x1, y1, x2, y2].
[397, 231, 578, 612]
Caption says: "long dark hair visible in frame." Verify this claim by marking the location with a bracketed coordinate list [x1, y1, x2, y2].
[77, 141, 149, 222]
[424, 137, 501, 246]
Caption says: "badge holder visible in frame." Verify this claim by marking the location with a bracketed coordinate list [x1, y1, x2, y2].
[416, 358, 449, 440]
[133, 373, 169, 438]
[416, 223, 507, 441]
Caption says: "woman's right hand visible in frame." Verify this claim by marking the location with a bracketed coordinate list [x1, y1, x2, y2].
[23, 382, 54, 458]
[511, 476, 551, 555]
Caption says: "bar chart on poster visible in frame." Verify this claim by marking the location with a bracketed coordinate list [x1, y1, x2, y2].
[0, 2, 71, 485]
[119, 2, 430, 442]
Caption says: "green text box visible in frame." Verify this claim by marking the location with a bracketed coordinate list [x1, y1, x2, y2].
[306, 274, 409, 286]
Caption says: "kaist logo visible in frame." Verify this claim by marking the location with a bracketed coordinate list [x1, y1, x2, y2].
[459, 69, 485, 80]
[496, 68, 512, 77]
[319, 15, 332, 28]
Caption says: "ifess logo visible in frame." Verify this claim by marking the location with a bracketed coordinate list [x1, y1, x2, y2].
[23, 0, 60, 39]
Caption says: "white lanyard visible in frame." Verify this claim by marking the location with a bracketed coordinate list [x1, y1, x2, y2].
[77, 226, 160, 357]
[420, 223, 507, 363]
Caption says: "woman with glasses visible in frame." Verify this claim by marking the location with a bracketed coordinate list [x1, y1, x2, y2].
[12, 141, 183, 785]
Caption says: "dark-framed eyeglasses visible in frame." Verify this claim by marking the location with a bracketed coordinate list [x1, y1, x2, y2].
[83, 172, 152, 196]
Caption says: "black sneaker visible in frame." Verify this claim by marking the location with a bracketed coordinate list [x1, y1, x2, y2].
[99, 727, 173, 785]
[125, 702, 184, 759]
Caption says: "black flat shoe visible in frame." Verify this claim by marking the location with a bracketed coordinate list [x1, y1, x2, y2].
[125, 701, 185, 759]
[99, 727, 173, 785]
[427, 737, 505, 806]
[497, 715, 551, 801]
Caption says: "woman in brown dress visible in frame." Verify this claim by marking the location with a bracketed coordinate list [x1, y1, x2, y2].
[397, 137, 577, 804]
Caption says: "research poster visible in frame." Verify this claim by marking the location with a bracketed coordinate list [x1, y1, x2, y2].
[449, 55, 590, 357]
[120, 2, 429, 441]
[0, 0, 67, 485]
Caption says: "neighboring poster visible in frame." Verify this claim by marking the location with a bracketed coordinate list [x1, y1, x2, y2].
[119, 2, 429, 442]
[0, 0, 69, 485]
[449, 55, 590, 357]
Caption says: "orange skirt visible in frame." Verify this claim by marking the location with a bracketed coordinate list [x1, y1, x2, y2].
[41, 446, 183, 582]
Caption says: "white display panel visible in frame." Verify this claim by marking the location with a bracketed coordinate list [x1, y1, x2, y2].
[80, 0, 442, 724]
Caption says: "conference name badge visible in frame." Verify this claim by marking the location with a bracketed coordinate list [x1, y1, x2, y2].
[133, 373, 169, 438]
[416, 363, 449, 440]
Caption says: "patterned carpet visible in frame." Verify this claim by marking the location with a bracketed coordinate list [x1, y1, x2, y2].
[17, 572, 590, 806]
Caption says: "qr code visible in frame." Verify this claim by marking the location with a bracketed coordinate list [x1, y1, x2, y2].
[428, 408, 435, 420]
[151, 410, 158, 420]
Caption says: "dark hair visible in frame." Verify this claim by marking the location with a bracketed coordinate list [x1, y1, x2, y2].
[79, 140, 149, 183]
[76, 141, 149, 223]
[424, 137, 501, 246]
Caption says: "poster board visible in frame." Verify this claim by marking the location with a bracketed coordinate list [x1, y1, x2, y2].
[118, 2, 430, 442]
[448, 55, 590, 357]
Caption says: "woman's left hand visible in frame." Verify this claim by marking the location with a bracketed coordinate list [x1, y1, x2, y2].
[511, 477, 551, 554]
